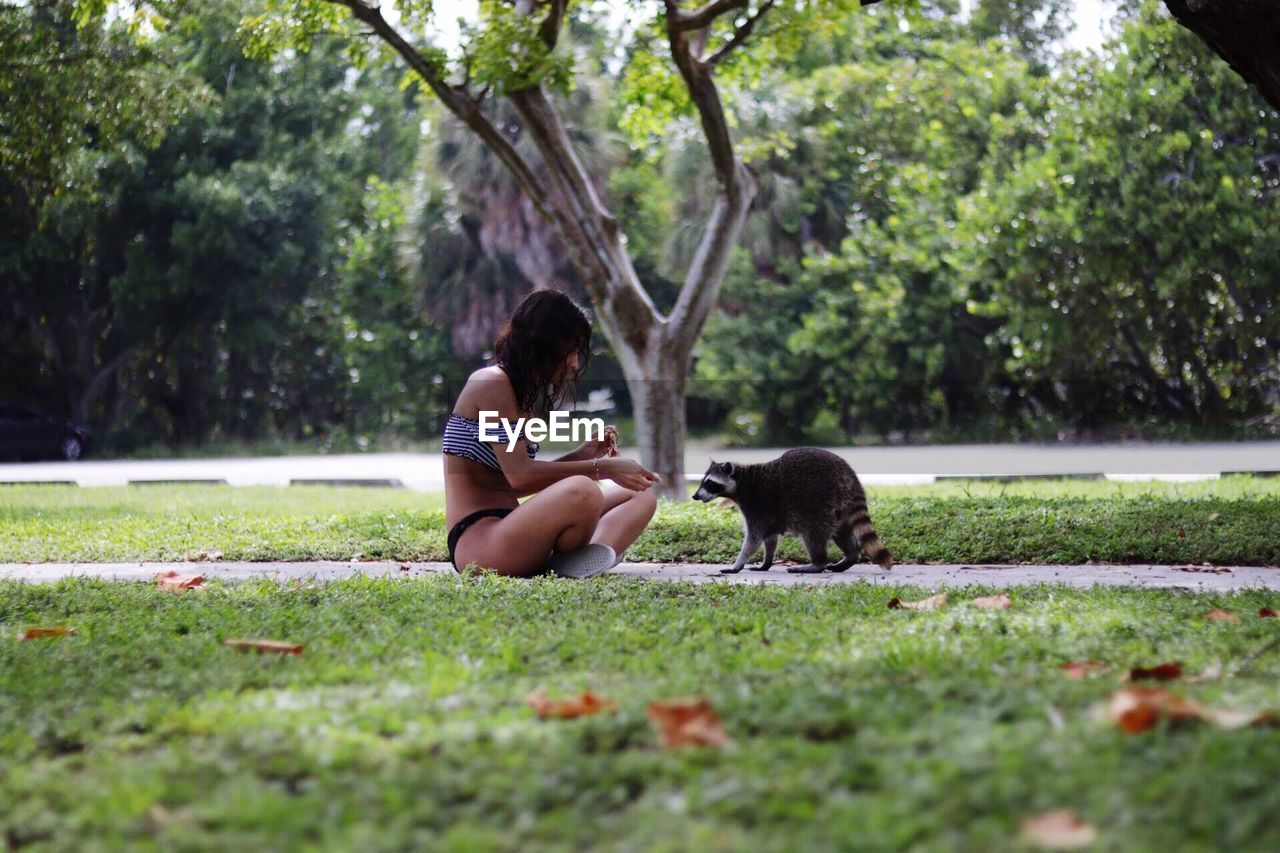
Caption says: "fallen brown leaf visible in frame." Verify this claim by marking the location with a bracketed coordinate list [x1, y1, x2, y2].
[399, 563, 411, 572]
[1019, 809, 1098, 849]
[890, 593, 948, 611]
[525, 690, 617, 720]
[1109, 686, 1205, 733]
[1128, 662, 1183, 682]
[155, 571, 205, 592]
[647, 697, 731, 749]
[1177, 565, 1231, 574]
[1259, 608, 1278, 619]
[1059, 660, 1107, 680]
[16, 626, 77, 642]
[222, 638, 304, 656]
[1208, 512, 1220, 522]
[186, 550, 223, 562]
[1108, 685, 1273, 733]
[972, 593, 1011, 610]
[1206, 609, 1241, 623]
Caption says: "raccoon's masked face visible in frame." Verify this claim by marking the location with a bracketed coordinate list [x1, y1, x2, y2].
[692, 461, 736, 502]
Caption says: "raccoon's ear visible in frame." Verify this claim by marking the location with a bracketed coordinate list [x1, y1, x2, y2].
[724, 461, 735, 476]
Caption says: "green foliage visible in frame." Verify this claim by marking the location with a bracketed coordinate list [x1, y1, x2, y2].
[1, 0, 454, 450]
[8, 0, 1278, 451]
[693, 1, 1278, 441]
[957, 1, 1280, 426]
[465, 0, 573, 94]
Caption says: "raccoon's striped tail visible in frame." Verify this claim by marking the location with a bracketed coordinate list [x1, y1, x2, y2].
[850, 502, 894, 569]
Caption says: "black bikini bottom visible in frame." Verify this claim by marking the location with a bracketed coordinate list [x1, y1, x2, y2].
[447, 507, 515, 572]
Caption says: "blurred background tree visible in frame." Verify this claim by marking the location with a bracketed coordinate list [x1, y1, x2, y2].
[2, 0, 1276, 456]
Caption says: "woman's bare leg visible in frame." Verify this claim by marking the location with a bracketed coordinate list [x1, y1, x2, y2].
[453, 475, 604, 577]
[589, 486, 658, 556]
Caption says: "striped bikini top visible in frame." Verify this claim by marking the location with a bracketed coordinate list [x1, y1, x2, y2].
[441, 412, 539, 472]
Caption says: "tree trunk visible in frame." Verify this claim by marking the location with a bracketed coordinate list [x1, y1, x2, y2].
[627, 345, 689, 501]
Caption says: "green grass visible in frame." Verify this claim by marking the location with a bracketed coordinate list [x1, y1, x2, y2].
[3, 477, 1280, 565]
[2, 577, 1279, 849]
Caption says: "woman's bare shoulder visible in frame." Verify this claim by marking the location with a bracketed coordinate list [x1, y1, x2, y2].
[454, 365, 517, 417]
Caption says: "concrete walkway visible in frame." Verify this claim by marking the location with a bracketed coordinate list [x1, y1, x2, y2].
[2, 440, 1277, 490]
[2, 561, 1277, 592]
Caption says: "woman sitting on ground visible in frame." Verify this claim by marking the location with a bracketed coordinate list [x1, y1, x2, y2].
[443, 288, 661, 577]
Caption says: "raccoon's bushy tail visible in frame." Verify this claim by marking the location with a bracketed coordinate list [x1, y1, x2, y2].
[849, 500, 894, 569]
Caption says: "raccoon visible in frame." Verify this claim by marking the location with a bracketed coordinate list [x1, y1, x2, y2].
[692, 447, 894, 574]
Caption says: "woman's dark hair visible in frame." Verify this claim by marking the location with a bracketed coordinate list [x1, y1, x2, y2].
[493, 288, 592, 419]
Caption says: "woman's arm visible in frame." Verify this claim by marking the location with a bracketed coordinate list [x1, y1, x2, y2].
[552, 426, 616, 463]
[474, 376, 655, 492]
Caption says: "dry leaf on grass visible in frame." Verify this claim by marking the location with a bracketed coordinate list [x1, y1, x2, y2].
[222, 638, 304, 656]
[16, 626, 77, 642]
[185, 550, 223, 562]
[1108, 685, 1273, 733]
[972, 593, 1012, 610]
[1109, 686, 1205, 733]
[1205, 609, 1241, 622]
[1059, 661, 1107, 680]
[888, 594, 948, 611]
[1128, 662, 1183, 682]
[647, 698, 731, 749]
[1259, 608, 1278, 618]
[1019, 809, 1098, 849]
[525, 690, 617, 720]
[155, 571, 205, 592]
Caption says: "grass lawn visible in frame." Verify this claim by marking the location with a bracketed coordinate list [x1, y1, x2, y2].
[2, 576, 1279, 849]
[2, 477, 1280, 565]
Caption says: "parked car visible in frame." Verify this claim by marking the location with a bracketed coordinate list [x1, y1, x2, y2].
[0, 404, 91, 461]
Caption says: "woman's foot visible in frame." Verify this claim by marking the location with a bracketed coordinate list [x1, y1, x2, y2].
[546, 543, 616, 578]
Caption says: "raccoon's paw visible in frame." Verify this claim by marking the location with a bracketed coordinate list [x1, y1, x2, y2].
[747, 564, 772, 572]
[786, 564, 826, 574]
[720, 566, 745, 575]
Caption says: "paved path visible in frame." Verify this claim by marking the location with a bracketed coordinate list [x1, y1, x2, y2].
[1, 441, 1277, 490]
[3, 561, 1277, 592]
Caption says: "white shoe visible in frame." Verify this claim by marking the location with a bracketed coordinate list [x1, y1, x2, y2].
[547, 544, 617, 578]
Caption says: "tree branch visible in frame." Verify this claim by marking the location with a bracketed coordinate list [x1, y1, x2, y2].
[669, 0, 749, 32]
[505, 88, 663, 348]
[538, 0, 568, 49]
[325, 1, 554, 223]
[661, 0, 759, 347]
[705, 0, 777, 67]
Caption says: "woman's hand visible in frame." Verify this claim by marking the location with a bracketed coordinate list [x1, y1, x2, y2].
[601, 457, 661, 491]
[581, 424, 619, 459]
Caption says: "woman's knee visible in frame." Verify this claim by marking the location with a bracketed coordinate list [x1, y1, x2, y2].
[633, 487, 658, 518]
[558, 475, 604, 512]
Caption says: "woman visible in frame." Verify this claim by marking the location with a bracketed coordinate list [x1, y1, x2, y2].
[443, 288, 662, 577]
